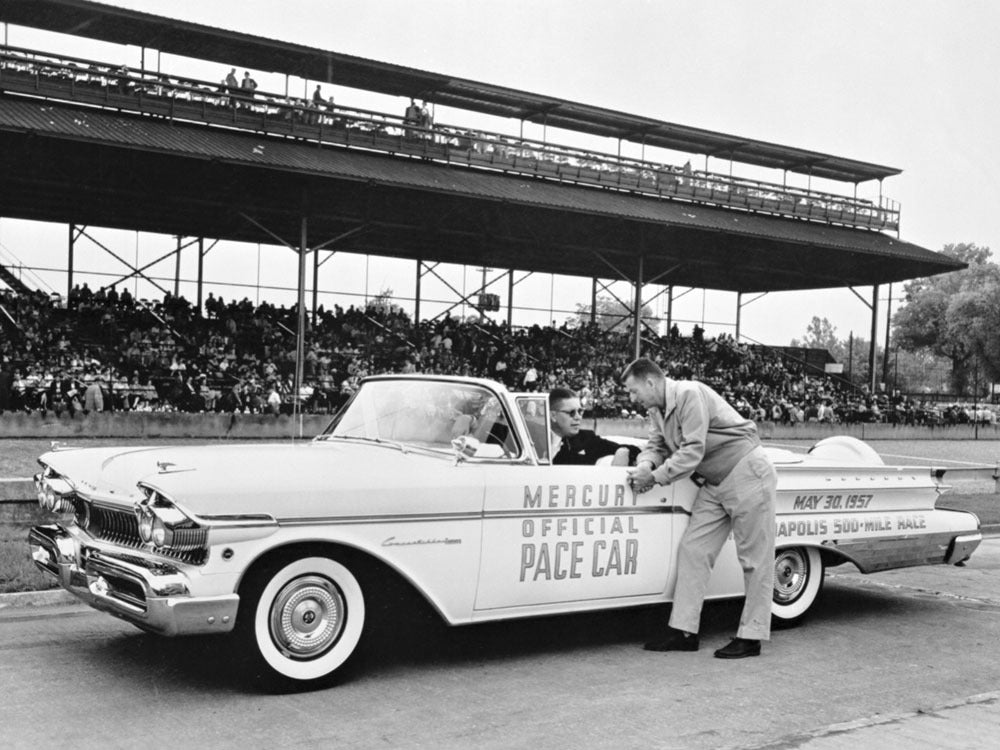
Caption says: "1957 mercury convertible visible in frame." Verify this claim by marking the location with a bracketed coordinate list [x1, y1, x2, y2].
[29, 375, 982, 688]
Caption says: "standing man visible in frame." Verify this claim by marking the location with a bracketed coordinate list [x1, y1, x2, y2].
[240, 71, 258, 106]
[549, 387, 636, 465]
[623, 358, 777, 659]
[224, 68, 239, 107]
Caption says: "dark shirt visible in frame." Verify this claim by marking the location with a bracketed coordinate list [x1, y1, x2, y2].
[552, 429, 639, 466]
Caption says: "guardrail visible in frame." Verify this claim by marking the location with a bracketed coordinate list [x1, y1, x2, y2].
[0, 45, 900, 232]
[0, 477, 34, 504]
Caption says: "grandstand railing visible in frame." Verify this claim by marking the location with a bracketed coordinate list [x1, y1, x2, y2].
[0, 46, 900, 232]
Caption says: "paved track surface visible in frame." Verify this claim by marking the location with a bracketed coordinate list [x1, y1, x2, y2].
[4, 540, 1000, 749]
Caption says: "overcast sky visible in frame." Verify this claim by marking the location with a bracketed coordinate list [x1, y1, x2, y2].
[2, 0, 997, 347]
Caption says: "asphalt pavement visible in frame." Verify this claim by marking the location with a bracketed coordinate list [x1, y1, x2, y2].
[4, 538, 1000, 748]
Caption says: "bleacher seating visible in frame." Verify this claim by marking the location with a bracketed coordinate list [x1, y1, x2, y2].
[1, 283, 931, 426]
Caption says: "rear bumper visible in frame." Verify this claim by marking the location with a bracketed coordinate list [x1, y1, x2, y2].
[945, 532, 982, 565]
[29, 524, 238, 636]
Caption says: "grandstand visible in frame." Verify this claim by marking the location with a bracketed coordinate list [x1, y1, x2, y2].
[0, 0, 967, 418]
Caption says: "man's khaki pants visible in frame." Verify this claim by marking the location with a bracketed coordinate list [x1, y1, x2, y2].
[668, 446, 778, 640]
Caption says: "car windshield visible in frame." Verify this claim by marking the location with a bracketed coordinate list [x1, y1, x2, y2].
[320, 379, 517, 455]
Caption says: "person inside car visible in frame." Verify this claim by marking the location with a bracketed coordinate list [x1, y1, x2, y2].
[549, 387, 637, 466]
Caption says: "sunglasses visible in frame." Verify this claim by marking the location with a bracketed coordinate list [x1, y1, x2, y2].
[554, 408, 584, 417]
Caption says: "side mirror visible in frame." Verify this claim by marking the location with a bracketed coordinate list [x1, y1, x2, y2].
[452, 435, 506, 461]
[452, 435, 480, 461]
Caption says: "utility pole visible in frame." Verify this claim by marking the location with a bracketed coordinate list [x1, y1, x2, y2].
[847, 332, 854, 383]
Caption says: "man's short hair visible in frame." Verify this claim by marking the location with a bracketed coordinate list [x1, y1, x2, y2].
[549, 386, 577, 409]
[621, 357, 664, 383]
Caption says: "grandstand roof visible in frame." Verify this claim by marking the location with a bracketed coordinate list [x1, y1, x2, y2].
[0, 99, 962, 294]
[1, 0, 901, 183]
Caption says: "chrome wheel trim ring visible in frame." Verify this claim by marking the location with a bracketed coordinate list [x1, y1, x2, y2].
[269, 575, 345, 659]
[773, 549, 809, 604]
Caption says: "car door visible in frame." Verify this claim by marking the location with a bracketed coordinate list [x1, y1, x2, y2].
[473, 395, 674, 614]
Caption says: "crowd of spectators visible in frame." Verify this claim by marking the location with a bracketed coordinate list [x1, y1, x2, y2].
[4, 285, 991, 426]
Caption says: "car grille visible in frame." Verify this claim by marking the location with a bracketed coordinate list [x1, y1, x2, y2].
[79, 502, 208, 566]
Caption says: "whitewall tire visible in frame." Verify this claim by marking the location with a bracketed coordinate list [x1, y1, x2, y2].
[238, 555, 366, 689]
[772, 547, 823, 624]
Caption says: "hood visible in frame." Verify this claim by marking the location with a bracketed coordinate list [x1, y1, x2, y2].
[40, 441, 474, 519]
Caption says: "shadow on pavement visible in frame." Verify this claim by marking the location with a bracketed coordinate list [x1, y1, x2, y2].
[66, 578, 931, 693]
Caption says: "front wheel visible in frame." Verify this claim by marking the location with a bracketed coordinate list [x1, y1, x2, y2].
[772, 547, 823, 626]
[235, 555, 366, 690]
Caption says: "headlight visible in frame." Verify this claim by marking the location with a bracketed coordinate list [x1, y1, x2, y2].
[134, 486, 194, 551]
[75, 501, 91, 530]
[35, 471, 76, 513]
[151, 516, 172, 548]
[137, 507, 155, 543]
[34, 473, 46, 507]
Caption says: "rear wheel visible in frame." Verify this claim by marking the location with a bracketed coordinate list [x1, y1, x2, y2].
[235, 555, 366, 690]
[772, 547, 823, 626]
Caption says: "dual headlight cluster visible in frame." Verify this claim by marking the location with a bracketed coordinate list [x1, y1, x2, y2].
[34, 469, 75, 513]
[135, 486, 192, 550]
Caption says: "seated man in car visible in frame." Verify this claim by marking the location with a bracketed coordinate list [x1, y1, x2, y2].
[549, 387, 639, 466]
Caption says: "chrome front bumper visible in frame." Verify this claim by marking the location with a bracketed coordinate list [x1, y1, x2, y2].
[29, 524, 238, 636]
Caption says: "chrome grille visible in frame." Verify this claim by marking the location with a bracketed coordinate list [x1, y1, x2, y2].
[80, 502, 208, 565]
[91, 505, 141, 547]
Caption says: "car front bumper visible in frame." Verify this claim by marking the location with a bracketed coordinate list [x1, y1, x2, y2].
[29, 524, 238, 636]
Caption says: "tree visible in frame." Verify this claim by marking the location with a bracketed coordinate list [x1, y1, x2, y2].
[790, 319, 883, 388]
[839, 334, 872, 387]
[366, 287, 405, 317]
[790, 316, 840, 355]
[893, 243, 997, 393]
[943, 264, 1000, 389]
[573, 295, 655, 332]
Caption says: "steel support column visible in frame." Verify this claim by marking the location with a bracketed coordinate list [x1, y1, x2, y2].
[633, 256, 644, 360]
[414, 260, 422, 324]
[507, 269, 515, 326]
[196, 237, 204, 314]
[312, 243, 320, 326]
[174, 236, 182, 297]
[591, 277, 597, 325]
[294, 216, 308, 431]
[735, 292, 767, 343]
[666, 285, 673, 332]
[67, 224, 75, 299]
[868, 284, 880, 393]
[882, 283, 893, 389]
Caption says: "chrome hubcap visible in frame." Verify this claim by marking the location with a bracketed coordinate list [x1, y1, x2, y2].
[773, 549, 809, 604]
[270, 575, 345, 659]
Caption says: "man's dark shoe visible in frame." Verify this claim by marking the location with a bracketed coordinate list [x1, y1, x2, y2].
[713, 637, 761, 659]
[643, 627, 699, 652]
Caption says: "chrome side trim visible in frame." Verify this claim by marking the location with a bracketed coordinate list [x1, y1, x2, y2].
[277, 506, 677, 526]
[278, 511, 482, 526]
[483, 506, 676, 520]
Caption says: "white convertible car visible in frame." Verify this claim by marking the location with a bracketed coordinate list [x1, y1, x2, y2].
[29, 375, 981, 688]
